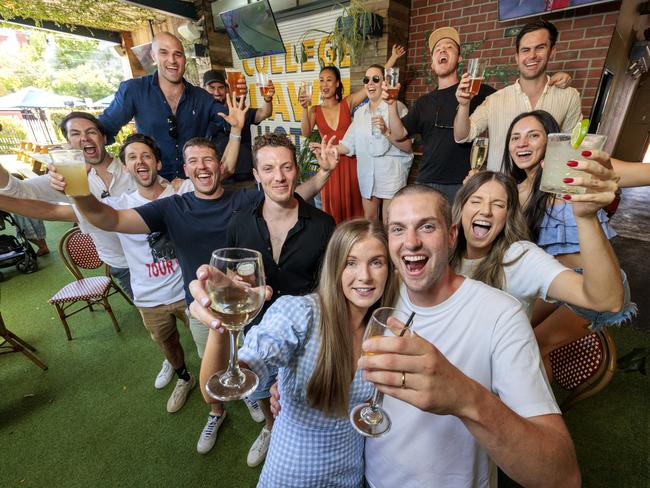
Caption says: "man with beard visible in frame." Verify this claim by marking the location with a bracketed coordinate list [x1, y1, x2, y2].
[99, 32, 241, 182]
[359, 185, 581, 487]
[454, 19, 581, 171]
[0, 112, 136, 297]
[203, 69, 274, 188]
[60, 133, 338, 455]
[384, 27, 495, 203]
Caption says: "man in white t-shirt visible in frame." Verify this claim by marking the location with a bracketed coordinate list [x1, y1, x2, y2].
[359, 185, 581, 488]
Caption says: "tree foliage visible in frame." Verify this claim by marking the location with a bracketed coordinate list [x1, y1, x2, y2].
[0, 29, 123, 101]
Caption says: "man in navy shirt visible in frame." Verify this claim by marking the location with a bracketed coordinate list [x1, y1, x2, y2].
[66, 134, 339, 455]
[99, 32, 239, 182]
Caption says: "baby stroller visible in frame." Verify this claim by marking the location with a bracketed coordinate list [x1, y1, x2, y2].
[0, 210, 38, 282]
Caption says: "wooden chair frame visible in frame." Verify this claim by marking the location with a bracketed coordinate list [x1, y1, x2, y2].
[0, 311, 47, 370]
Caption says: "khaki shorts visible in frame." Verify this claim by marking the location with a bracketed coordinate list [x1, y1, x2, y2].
[138, 299, 188, 344]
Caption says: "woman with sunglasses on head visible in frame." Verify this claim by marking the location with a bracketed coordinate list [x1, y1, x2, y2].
[451, 170, 623, 375]
[189, 219, 398, 487]
[300, 46, 405, 224]
[498, 110, 635, 360]
[310, 65, 413, 221]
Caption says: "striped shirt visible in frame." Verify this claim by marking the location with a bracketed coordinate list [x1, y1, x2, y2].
[458, 77, 582, 171]
[239, 294, 373, 488]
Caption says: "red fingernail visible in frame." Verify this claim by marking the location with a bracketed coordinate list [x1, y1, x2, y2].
[581, 150, 592, 157]
[563, 178, 574, 183]
[562, 194, 572, 200]
[567, 161, 579, 167]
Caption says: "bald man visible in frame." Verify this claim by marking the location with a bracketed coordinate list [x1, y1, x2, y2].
[99, 32, 237, 181]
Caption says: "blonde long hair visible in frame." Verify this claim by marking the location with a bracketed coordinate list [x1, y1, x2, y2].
[307, 219, 398, 417]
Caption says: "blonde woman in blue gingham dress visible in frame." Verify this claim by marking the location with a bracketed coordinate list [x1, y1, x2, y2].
[195, 219, 398, 487]
[239, 293, 372, 487]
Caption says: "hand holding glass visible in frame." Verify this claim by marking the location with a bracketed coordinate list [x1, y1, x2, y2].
[470, 137, 489, 170]
[350, 307, 413, 437]
[300, 81, 313, 106]
[540, 133, 607, 195]
[226, 68, 245, 97]
[384, 68, 399, 100]
[257, 72, 271, 98]
[205, 248, 266, 401]
[49, 149, 89, 197]
[466, 59, 488, 96]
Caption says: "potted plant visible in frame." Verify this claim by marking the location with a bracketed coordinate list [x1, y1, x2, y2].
[295, 0, 384, 66]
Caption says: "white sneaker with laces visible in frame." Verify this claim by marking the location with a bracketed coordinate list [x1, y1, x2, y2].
[197, 412, 227, 454]
[166, 374, 196, 413]
[155, 359, 174, 389]
[244, 397, 265, 423]
[247, 426, 272, 467]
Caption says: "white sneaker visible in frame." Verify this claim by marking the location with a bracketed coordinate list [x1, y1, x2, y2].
[247, 426, 272, 467]
[155, 359, 174, 389]
[197, 411, 227, 454]
[166, 374, 196, 413]
[244, 397, 265, 423]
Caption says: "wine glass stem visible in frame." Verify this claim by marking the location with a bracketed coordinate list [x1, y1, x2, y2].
[227, 329, 243, 379]
[369, 387, 384, 411]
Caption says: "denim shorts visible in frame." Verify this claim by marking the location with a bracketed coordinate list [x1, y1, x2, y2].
[564, 268, 637, 331]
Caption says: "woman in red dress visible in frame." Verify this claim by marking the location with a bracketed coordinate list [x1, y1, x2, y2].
[300, 66, 365, 223]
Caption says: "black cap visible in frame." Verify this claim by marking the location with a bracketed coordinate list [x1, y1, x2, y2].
[203, 69, 226, 86]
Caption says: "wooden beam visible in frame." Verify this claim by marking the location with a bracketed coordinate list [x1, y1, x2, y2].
[0, 16, 122, 43]
[120, 0, 198, 20]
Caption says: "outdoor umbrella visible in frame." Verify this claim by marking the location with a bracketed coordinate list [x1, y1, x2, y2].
[0, 86, 81, 109]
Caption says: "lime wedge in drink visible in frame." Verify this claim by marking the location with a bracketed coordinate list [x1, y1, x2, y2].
[570, 119, 590, 149]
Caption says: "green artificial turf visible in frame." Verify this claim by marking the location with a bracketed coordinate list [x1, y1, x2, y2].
[1, 221, 649, 487]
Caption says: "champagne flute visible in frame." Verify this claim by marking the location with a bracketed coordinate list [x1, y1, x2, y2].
[205, 248, 266, 401]
[350, 307, 413, 437]
[470, 137, 489, 170]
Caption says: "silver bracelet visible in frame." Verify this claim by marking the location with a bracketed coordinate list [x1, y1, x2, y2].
[229, 133, 241, 141]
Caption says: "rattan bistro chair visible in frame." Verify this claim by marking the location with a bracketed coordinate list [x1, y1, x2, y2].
[49, 227, 131, 340]
[549, 329, 617, 412]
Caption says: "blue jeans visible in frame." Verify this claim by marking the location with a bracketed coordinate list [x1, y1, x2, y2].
[109, 266, 133, 300]
[419, 182, 462, 204]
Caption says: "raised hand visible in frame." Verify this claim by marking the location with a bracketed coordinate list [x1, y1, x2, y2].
[315, 135, 340, 172]
[560, 156, 619, 217]
[392, 44, 406, 59]
[219, 92, 249, 131]
[455, 72, 473, 106]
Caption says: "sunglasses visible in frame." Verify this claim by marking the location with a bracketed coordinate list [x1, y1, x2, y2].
[363, 75, 382, 84]
[167, 115, 178, 139]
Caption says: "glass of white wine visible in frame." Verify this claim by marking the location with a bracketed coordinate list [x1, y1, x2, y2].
[205, 248, 266, 401]
[470, 137, 489, 170]
[350, 307, 413, 437]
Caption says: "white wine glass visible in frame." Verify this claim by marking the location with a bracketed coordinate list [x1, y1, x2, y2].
[205, 248, 266, 401]
[470, 137, 489, 170]
[350, 307, 413, 437]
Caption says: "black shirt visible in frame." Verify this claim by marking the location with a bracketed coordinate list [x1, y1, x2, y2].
[227, 193, 335, 325]
[401, 82, 495, 185]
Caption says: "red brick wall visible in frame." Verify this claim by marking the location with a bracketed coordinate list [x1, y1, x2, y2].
[405, 0, 621, 117]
